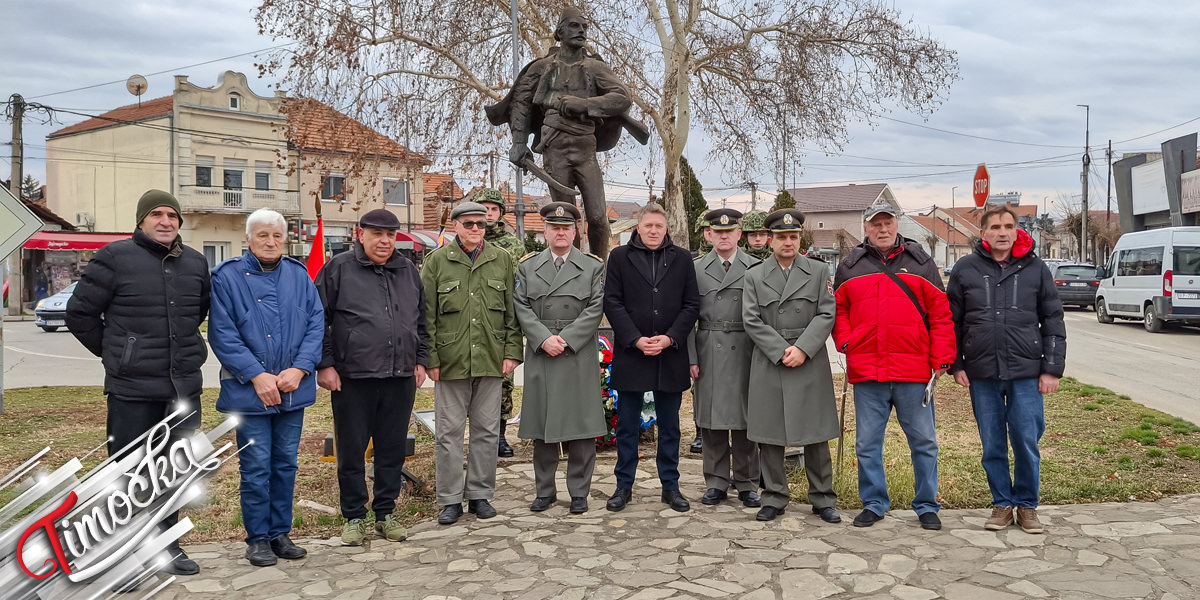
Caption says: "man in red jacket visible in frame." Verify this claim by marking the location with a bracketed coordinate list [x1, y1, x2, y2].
[832, 200, 956, 530]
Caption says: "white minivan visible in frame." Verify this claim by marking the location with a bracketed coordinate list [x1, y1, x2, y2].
[1095, 226, 1200, 332]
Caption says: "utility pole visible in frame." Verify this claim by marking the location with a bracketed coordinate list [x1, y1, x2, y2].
[509, 0, 526, 241]
[950, 186, 957, 262]
[1077, 104, 1090, 264]
[1106, 139, 1113, 229]
[7, 94, 25, 318]
[748, 181, 758, 211]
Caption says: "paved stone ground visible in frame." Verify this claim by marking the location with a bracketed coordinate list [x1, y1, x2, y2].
[156, 456, 1199, 600]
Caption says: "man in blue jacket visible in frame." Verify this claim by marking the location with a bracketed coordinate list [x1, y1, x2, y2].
[210, 209, 324, 567]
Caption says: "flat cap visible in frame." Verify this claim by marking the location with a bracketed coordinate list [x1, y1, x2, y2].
[540, 201, 580, 224]
[359, 208, 401, 230]
[764, 209, 806, 232]
[704, 208, 743, 231]
[863, 199, 898, 221]
[451, 201, 488, 220]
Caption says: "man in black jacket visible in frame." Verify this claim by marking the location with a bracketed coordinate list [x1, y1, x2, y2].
[66, 189, 210, 576]
[603, 203, 700, 512]
[947, 204, 1065, 535]
[315, 209, 429, 546]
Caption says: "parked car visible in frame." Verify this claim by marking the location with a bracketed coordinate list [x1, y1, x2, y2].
[943, 262, 955, 276]
[34, 282, 76, 332]
[1095, 226, 1200, 332]
[1051, 263, 1099, 310]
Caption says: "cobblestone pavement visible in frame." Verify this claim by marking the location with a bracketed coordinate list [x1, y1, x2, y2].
[158, 456, 1199, 600]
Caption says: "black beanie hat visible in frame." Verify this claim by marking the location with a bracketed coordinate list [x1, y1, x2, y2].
[136, 189, 183, 226]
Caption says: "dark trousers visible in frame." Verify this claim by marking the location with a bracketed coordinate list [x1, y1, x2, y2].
[614, 390, 682, 491]
[107, 395, 202, 546]
[331, 377, 416, 520]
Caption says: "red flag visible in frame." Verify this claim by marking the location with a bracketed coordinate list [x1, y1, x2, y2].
[306, 218, 326, 280]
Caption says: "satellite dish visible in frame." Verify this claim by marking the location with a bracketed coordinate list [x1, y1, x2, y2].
[126, 75, 148, 102]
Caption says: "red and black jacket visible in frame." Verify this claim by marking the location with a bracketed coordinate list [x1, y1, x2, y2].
[832, 236, 956, 384]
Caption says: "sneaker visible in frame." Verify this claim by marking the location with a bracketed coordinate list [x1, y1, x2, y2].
[984, 506, 1014, 531]
[1016, 507, 1044, 534]
[341, 518, 367, 546]
[375, 513, 408, 542]
[918, 512, 942, 530]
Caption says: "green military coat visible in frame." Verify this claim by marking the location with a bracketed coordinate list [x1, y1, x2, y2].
[421, 241, 523, 380]
[742, 254, 839, 446]
[513, 248, 607, 443]
[687, 249, 760, 431]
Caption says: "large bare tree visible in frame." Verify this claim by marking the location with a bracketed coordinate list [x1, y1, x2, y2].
[256, 0, 958, 246]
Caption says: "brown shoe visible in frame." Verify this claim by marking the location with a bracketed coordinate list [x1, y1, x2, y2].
[1016, 507, 1044, 534]
[984, 506, 1014, 530]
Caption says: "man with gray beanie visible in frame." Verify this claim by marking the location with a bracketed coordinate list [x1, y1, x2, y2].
[67, 189, 211, 576]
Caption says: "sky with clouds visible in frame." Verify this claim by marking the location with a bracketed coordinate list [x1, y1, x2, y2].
[4, 1, 1199, 218]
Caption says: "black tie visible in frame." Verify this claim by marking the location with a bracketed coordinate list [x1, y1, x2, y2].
[554, 256, 564, 271]
[723, 259, 731, 272]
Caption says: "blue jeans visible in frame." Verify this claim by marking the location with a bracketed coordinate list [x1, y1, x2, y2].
[235, 408, 305, 543]
[969, 379, 1045, 508]
[853, 381, 940, 516]
[614, 390, 681, 491]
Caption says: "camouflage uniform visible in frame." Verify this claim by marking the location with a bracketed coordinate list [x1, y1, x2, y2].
[740, 210, 772, 260]
[475, 190, 527, 426]
[694, 214, 712, 257]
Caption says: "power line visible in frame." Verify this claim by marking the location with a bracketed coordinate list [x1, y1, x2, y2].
[873, 115, 1080, 149]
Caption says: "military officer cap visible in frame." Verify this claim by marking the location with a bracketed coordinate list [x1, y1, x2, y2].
[704, 208, 742, 231]
[451, 201, 488, 220]
[540, 201, 580, 224]
[473, 188, 507, 214]
[740, 209, 768, 233]
[359, 208, 402, 230]
[764, 208, 807, 232]
[863, 199, 898, 221]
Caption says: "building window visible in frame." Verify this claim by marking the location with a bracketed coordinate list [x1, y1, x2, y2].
[818, 221, 825, 229]
[322, 175, 346, 202]
[255, 161, 272, 191]
[229, 93, 241, 111]
[383, 178, 407, 206]
[223, 159, 246, 190]
[196, 156, 214, 187]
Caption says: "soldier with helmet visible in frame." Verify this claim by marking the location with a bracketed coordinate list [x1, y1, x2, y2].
[688, 212, 711, 454]
[740, 210, 772, 260]
[474, 188, 526, 458]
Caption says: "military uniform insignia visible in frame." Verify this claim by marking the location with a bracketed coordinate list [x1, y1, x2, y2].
[827, 279, 835, 295]
[584, 252, 603, 262]
[719, 214, 730, 225]
[520, 251, 538, 262]
[783, 214, 794, 225]
[555, 206, 565, 217]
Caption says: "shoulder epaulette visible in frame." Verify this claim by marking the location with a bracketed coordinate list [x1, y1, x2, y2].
[584, 252, 603, 262]
[519, 251, 538, 263]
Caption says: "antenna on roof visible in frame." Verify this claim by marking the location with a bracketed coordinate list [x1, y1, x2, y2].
[125, 75, 148, 106]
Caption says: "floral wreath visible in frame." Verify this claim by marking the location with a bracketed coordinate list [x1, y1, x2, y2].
[596, 335, 656, 448]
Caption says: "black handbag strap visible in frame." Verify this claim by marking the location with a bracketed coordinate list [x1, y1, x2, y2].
[868, 254, 930, 331]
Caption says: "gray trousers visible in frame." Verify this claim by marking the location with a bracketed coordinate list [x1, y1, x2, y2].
[434, 377, 502, 506]
[700, 427, 760, 492]
[759, 441, 836, 510]
[532, 439, 597, 499]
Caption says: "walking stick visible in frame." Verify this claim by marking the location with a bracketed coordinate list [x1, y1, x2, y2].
[835, 353, 850, 481]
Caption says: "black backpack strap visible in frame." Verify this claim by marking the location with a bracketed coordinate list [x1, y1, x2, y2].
[868, 253, 930, 331]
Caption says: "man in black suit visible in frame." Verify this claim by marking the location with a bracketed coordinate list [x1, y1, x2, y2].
[603, 202, 701, 512]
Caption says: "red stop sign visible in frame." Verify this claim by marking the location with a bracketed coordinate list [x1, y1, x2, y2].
[973, 164, 990, 207]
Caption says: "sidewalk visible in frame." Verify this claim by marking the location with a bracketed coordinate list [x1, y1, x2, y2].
[160, 455, 1199, 600]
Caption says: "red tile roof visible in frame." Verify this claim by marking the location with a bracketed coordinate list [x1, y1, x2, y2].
[786, 183, 888, 213]
[283, 98, 429, 165]
[48, 96, 174, 138]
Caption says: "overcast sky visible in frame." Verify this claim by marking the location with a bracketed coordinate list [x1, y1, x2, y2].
[4, 1, 1199, 218]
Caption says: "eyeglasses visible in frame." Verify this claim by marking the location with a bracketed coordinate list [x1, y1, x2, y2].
[458, 221, 487, 229]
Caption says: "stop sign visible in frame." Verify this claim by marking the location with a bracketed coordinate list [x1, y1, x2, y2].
[973, 164, 990, 207]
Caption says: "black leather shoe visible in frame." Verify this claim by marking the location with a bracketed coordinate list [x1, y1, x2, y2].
[269, 535, 307, 560]
[853, 509, 884, 527]
[606, 488, 633, 512]
[814, 506, 842, 523]
[700, 488, 728, 505]
[162, 546, 199, 575]
[438, 503, 463, 525]
[662, 490, 691, 512]
[498, 437, 515, 458]
[689, 435, 703, 454]
[569, 497, 588, 514]
[530, 496, 557, 512]
[739, 490, 762, 508]
[919, 512, 942, 530]
[756, 506, 784, 521]
[246, 540, 277, 567]
[468, 499, 497, 519]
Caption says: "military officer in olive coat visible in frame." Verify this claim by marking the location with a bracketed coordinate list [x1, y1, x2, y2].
[742, 209, 841, 523]
[514, 202, 607, 514]
[687, 208, 762, 508]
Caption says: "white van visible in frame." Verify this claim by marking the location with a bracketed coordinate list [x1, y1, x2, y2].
[1095, 226, 1200, 332]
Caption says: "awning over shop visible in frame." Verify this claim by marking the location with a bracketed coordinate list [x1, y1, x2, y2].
[23, 231, 132, 250]
[395, 231, 422, 252]
[410, 230, 440, 249]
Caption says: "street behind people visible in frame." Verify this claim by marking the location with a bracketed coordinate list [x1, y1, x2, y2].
[603, 202, 700, 513]
[209, 209, 324, 565]
[315, 208, 429, 546]
[833, 200, 956, 531]
[65, 189, 210, 576]
[514, 202, 607, 514]
[422, 202, 523, 525]
[742, 209, 841, 524]
[948, 204, 1065, 534]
